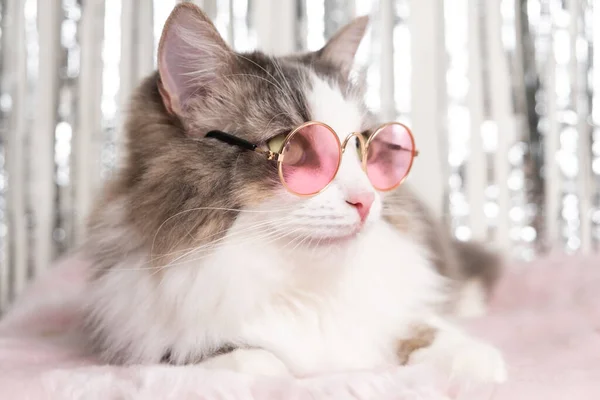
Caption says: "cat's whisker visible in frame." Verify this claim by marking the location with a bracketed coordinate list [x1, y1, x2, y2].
[265, 226, 307, 248]
[155, 217, 298, 265]
[264, 112, 290, 133]
[100, 217, 298, 273]
[287, 231, 313, 253]
[150, 205, 296, 261]
[381, 205, 413, 211]
[286, 232, 306, 251]
[161, 218, 290, 261]
[271, 58, 294, 103]
[150, 209, 276, 260]
[279, 230, 303, 249]
[147, 217, 297, 269]
[236, 54, 288, 95]
[381, 197, 415, 204]
[149, 214, 293, 262]
[381, 207, 412, 212]
[273, 58, 304, 112]
[151, 223, 301, 273]
[381, 211, 412, 217]
[246, 227, 305, 253]
[309, 236, 323, 259]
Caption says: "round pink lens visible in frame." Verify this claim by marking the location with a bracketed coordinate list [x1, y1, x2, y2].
[280, 123, 341, 195]
[366, 123, 414, 190]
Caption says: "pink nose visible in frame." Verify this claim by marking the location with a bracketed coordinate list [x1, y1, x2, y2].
[346, 192, 375, 222]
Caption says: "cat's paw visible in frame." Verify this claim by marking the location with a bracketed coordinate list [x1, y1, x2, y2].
[447, 340, 507, 383]
[201, 348, 291, 377]
[409, 335, 507, 384]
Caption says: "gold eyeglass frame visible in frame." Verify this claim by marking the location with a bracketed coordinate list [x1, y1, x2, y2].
[206, 121, 419, 197]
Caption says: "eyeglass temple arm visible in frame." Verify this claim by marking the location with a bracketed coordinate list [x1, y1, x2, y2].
[364, 134, 419, 157]
[396, 147, 419, 156]
[205, 130, 279, 160]
[399, 146, 419, 157]
[394, 146, 420, 156]
[206, 130, 257, 151]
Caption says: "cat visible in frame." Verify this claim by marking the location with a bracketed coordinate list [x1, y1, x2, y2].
[81, 3, 506, 383]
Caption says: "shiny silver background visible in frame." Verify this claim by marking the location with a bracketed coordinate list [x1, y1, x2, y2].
[0, 0, 597, 309]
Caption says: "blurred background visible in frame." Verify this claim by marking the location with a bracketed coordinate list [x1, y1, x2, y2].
[0, 0, 597, 309]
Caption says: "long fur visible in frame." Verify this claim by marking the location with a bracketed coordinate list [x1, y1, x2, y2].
[81, 3, 505, 382]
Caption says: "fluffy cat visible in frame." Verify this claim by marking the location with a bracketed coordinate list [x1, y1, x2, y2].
[81, 3, 506, 383]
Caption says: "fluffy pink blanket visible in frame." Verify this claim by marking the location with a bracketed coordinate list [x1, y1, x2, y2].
[0, 253, 599, 399]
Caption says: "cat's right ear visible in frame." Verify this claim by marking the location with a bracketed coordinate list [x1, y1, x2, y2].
[157, 3, 234, 116]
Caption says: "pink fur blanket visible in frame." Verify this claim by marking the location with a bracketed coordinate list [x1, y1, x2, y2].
[0, 253, 599, 399]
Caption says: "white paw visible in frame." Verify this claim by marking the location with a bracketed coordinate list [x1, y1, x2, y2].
[201, 348, 291, 377]
[410, 336, 507, 384]
[448, 341, 507, 384]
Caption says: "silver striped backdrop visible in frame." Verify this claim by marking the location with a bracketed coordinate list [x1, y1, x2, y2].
[0, 0, 597, 310]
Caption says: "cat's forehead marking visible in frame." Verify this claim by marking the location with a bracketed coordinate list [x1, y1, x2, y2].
[305, 74, 362, 138]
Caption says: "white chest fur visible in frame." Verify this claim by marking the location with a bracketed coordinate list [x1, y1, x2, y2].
[87, 220, 444, 373]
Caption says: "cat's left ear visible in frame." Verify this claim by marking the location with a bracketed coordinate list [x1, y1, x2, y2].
[157, 3, 234, 117]
[317, 16, 369, 74]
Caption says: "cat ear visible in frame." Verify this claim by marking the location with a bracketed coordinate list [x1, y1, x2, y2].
[157, 3, 234, 115]
[318, 16, 369, 74]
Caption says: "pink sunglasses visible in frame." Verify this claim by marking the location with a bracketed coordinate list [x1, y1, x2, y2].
[206, 121, 419, 196]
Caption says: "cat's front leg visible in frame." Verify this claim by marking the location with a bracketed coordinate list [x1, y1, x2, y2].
[201, 348, 291, 377]
[403, 316, 507, 384]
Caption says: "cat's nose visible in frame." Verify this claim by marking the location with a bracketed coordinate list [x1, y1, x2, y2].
[346, 192, 375, 222]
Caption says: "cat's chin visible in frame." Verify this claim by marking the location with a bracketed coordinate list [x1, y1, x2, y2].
[284, 224, 369, 250]
[310, 232, 361, 246]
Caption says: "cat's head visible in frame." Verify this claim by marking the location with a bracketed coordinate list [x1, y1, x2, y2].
[106, 3, 396, 262]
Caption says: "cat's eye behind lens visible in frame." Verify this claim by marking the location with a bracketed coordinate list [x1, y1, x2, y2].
[279, 122, 341, 196]
[365, 123, 415, 191]
[267, 133, 287, 153]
